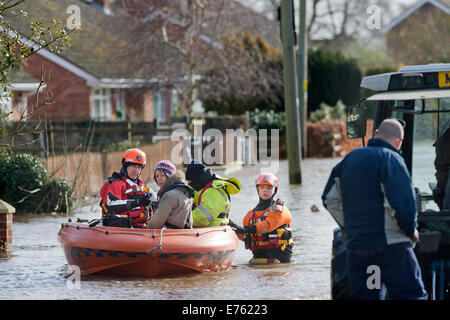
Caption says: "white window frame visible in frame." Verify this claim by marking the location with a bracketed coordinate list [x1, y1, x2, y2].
[0, 91, 12, 120]
[114, 90, 126, 121]
[92, 88, 111, 121]
[170, 88, 179, 117]
[16, 94, 28, 118]
[153, 90, 166, 122]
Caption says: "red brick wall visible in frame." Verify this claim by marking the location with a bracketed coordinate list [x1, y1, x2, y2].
[307, 119, 374, 158]
[22, 53, 92, 121]
[0, 213, 13, 251]
[18, 49, 181, 123]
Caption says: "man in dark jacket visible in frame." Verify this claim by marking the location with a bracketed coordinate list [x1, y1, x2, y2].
[322, 119, 427, 300]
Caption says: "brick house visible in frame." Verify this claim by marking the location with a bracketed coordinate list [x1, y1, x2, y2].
[382, 0, 450, 65]
[7, 0, 192, 123]
[6, 0, 280, 123]
[2, 68, 44, 122]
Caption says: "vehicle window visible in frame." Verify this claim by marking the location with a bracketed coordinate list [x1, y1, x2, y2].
[438, 98, 450, 139]
[411, 98, 449, 211]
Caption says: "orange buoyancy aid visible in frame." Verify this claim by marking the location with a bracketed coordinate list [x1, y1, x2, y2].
[100, 172, 151, 227]
[243, 199, 294, 252]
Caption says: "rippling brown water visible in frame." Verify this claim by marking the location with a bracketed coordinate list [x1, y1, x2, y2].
[0, 159, 342, 300]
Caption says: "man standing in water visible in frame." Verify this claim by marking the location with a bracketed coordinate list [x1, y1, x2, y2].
[322, 119, 427, 300]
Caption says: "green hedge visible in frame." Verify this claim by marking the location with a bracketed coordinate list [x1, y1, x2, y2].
[248, 108, 286, 137]
[0, 150, 74, 213]
[309, 100, 346, 123]
[308, 49, 362, 114]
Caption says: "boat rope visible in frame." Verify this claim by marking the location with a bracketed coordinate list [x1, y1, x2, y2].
[62, 223, 229, 238]
[146, 228, 165, 254]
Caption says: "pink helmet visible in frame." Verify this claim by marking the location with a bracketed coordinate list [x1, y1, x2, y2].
[255, 173, 279, 189]
[255, 173, 279, 194]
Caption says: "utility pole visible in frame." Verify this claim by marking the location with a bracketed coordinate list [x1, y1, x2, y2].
[280, 0, 302, 184]
[298, 0, 308, 159]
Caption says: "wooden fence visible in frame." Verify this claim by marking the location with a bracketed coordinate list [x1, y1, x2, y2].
[43, 139, 181, 198]
[2, 120, 179, 155]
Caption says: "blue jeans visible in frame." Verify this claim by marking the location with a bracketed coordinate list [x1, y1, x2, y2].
[347, 242, 428, 300]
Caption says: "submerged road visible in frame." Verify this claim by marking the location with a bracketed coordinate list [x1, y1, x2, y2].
[0, 159, 341, 300]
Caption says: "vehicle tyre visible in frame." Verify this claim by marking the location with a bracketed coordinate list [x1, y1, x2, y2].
[331, 227, 350, 300]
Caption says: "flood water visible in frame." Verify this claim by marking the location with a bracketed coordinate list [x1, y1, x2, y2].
[0, 158, 370, 299]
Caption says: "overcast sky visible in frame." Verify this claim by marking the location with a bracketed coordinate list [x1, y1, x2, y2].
[236, 0, 419, 39]
[237, 0, 417, 17]
[237, 0, 418, 24]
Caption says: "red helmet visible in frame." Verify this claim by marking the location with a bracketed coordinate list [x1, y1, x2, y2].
[122, 148, 146, 167]
[255, 173, 278, 190]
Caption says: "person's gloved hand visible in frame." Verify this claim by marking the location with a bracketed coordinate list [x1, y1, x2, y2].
[234, 224, 257, 235]
[150, 201, 159, 212]
[131, 195, 151, 208]
[139, 195, 152, 207]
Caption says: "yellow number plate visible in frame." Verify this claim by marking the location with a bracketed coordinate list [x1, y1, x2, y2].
[438, 71, 450, 88]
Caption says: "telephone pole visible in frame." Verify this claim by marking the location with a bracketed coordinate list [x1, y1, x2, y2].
[298, 0, 308, 159]
[280, 0, 302, 184]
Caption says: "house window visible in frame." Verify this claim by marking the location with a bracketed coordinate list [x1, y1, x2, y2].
[0, 92, 12, 120]
[114, 90, 126, 121]
[170, 88, 179, 117]
[192, 87, 204, 113]
[92, 88, 111, 121]
[153, 90, 166, 122]
[16, 94, 28, 118]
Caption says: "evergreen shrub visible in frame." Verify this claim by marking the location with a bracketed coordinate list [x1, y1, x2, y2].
[0, 150, 74, 213]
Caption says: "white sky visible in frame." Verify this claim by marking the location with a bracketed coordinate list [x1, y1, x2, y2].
[238, 0, 417, 17]
[237, 0, 418, 39]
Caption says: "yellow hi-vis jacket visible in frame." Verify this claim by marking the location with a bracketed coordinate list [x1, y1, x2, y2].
[192, 176, 241, 227]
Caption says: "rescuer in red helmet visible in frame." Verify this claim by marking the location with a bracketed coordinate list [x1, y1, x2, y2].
[230, 173, 294, 264]
[99, 148, 156, 228]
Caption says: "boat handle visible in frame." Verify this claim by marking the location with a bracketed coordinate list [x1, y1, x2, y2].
[147, 228, 165, 254]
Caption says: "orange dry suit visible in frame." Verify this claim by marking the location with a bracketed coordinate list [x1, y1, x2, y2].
[100, 172, 153, 228]
[240, 198, 294, 263]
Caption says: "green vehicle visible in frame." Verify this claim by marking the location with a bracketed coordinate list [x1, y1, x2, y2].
[331, 63, 450, 300]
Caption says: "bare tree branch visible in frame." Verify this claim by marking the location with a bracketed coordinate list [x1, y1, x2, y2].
[0, 66, 53, 148]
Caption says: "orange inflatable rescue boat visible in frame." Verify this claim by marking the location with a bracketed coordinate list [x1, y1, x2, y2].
[58, 222, 239, 277]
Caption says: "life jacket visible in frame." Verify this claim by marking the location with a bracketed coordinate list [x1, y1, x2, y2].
[192, 176, 241, 227]
[247, 199, 294, 252]
[196, 181, 229, 219]
[99, 172, 150, 227]
[159, 183, 194, 199]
